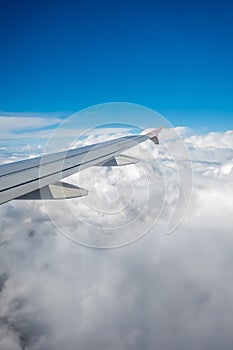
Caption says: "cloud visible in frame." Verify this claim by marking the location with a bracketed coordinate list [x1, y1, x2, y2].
[0, 115, 61, 137]
[0, 127, 233, 349]
[0, 113, 62, 165]
[185, 130, 233, 150]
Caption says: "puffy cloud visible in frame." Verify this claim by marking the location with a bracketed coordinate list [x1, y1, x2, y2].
[0, 127, 233, 349]
[185, 130, 233, 149]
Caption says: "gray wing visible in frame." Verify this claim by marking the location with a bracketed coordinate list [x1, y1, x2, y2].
[0, 128, 163, 205]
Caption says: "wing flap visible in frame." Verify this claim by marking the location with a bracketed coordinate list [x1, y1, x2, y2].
[16, 182, 88, 200]
[97, 155, 139, 166]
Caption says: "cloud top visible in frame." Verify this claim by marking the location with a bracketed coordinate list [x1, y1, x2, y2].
[0, 126, 233, 349]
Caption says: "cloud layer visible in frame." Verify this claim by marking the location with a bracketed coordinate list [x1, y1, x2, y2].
[0, 127, 233, 350]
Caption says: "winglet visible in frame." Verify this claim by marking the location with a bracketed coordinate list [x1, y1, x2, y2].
[142, 126, 164, 145]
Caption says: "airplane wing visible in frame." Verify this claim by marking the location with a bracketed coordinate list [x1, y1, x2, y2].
[0, 127, 163, 205]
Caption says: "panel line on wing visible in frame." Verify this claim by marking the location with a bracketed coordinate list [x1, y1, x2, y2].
[0, 135, 143, 178]
[0, 139, 142, 194]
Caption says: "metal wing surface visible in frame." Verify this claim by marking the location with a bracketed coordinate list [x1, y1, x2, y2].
[0, 128, 163, 205]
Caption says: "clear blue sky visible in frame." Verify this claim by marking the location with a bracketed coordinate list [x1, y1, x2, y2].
[0, 0, 232, 130]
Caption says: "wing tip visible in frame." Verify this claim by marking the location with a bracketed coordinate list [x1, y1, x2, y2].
[141, 126, 164, 144]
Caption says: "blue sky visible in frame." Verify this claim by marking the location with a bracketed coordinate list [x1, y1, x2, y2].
[0, 0, 232, 131]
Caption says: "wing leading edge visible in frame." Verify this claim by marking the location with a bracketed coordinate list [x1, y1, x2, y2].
[0, 127, 163, 205]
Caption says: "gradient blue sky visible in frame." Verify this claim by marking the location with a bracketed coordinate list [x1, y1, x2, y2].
[0, 0, 232, 131]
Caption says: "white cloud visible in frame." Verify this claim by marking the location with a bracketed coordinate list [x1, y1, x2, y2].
[0, 116, 60, 136]
[0, 127, 233, 349]
[184, 130, 233, 149]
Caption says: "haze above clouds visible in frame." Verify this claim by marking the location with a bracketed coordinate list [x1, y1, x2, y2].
[0, 127, 233, 350]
